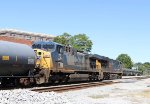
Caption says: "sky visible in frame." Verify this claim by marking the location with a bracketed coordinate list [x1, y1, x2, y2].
[0, 0, 150, 63]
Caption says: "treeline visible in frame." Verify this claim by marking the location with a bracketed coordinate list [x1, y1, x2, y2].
[134, 62, 150, 72]
[53, 33, 92, 52]
[116, 54, 150, 74]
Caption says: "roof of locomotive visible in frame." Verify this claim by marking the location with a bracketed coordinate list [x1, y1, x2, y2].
[32, 41, 63, 46]
[89, 54, 109, 60]
[89, 54, 122, 64]
[109, 58, 122, 64]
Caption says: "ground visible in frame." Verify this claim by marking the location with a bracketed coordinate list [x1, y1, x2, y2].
[0, 76, 149, 104]
[61, 77, 150, 104]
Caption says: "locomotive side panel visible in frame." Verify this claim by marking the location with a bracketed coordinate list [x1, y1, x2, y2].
[106, 59, 123, 79]
[63, 49, 88, 72]
[109, 59, 123, 74]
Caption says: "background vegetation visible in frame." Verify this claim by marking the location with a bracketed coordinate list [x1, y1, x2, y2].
[116, 53, 150, 74]
[54, 33, 93, 52]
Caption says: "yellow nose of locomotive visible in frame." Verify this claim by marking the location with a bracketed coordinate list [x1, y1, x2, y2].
[34, 49, 53, 70]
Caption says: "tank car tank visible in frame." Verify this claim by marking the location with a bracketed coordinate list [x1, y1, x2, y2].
[0, 41, 35, 76]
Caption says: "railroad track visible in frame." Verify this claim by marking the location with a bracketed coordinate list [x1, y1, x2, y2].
[31, 76, 150, 93]
[31, 81, 117, 93]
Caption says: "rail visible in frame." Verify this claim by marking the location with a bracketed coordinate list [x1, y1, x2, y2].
[31, 81, 117, 93]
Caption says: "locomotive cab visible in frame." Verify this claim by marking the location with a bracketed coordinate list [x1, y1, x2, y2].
[33, 48, 56, 84]
[32, 41, 65, 84]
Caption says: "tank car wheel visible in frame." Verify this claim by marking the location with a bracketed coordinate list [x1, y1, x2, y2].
[1, 78, 7, 87]
[19, 78, 31, 87]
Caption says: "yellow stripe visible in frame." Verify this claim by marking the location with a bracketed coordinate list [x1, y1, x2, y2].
[2, 56, 9, 60]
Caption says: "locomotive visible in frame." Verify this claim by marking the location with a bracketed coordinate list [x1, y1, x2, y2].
[0, 41, 123, 86]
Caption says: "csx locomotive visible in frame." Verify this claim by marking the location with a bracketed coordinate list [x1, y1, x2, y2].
[0, 41, 122, 86]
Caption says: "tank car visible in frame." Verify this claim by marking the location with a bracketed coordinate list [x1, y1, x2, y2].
[123, 69, 142, 76]
[0, 41, 35, 85]
[0, 41, 35, 76]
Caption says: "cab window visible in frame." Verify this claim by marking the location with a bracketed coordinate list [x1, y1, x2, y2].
[57, 45, 63, 53]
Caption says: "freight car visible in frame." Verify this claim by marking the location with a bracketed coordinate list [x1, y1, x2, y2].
[0, 41, 123, 86]
[123, 69, 142, 76]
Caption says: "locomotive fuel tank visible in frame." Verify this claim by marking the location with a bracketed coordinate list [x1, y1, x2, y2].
[0, 41, 35, 76]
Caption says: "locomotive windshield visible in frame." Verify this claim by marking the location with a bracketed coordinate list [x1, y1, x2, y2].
[32, 42, 56, 52]
[43, 44, 55, 49]
[32, 44, 42, 49]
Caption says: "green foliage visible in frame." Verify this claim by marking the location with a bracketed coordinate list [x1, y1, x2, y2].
[134, 62, 150, 73]
[70, 34, 93, 52]
[53, 33, 93, 52]
[134, 62, 145, 71]
[116, 54, 133, 69]
[143, 62, 150, 69]
[53, 33, 71, 45]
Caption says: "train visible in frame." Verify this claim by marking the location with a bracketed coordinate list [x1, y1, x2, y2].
[0, 41, 123, 86]
[123, 69, 142, 76]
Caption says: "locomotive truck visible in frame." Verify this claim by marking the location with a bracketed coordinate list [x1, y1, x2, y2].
[0, 41, 122, 86]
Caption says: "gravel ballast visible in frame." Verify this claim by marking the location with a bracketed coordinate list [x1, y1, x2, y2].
[0, 77, 149, 104]
[0, 90, 71, 104]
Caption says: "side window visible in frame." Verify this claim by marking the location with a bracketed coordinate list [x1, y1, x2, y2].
[65, 46, 68, 52]
[65, 46, 73, 53]
[57, 45, 63, 53]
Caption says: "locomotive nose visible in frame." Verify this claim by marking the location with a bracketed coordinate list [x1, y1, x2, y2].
[34, 49, 53, 70]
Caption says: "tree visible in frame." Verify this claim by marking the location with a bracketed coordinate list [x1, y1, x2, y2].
[134, 62, 145, 71]
[53, 33, 71, 45]
[70, 34, 93, 52]
[134, 62, 150, 73]
[143, 62, 150, 68]
[54, 33, 93, 52]
[116, 54, 133, 69]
